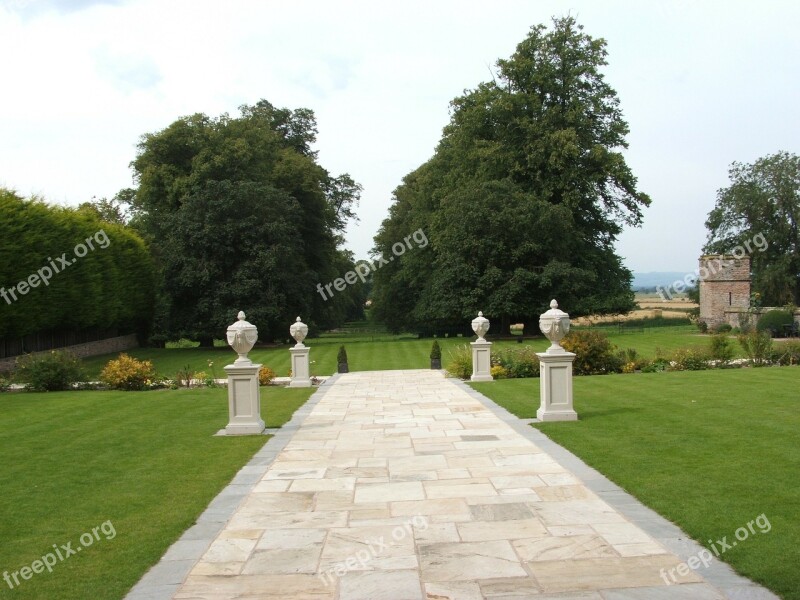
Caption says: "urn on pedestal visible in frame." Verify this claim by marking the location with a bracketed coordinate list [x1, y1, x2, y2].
[223, 311, 264, 435]
[536, 299, 577, 422]
[289, 316, 311, 387]
[470, 311, 493, 382]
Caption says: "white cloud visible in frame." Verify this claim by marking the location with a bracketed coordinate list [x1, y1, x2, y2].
[1, 0, 799, 272]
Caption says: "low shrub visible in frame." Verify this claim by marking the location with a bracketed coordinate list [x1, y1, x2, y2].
[709, 333, 734, 364]
[771, 340, 800, 366]
[562, 330, 623, 375]
[738, 330, 773, 366]
[712, 322, 732, 334]
[621, 361, 637, 373]
[756, 310, 794, 337]
[430, 340, 442, 360]
[640, 357, 670, 373]
[171, 338, 199, 349]
[258, 366, 276, 386]
[0, 376, 11, 392]
[100, 354, 156, 391]
[697, 320, 709, 333]
[490, 365, 509, 379]
[617, 348, 648, 372]
[337, 345, 348, 365]
[15, 350, 85, 392]
[445, 345, 472, 379]
[494, 346, 540, 378]
[669, 348, 710, 371]
[175, 364, 195, 388]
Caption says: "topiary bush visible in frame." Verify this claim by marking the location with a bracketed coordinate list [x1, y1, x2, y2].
[100, 353, 156, 390]
[430, 340, 441, 360]
[15, 350, 85, 391]
[258, 366, 276, 386]
[757, 310, 794, 337]
[445, 344, 472, 379]
[561, 330, 623, 375]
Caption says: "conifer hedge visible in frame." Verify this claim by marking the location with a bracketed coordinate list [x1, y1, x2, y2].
[0, 188, 155, 341]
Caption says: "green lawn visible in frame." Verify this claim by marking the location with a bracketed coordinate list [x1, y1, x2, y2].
[78, 325, 715, 380]
[473, 368, 800, 600]
[0, 385, 313, 600]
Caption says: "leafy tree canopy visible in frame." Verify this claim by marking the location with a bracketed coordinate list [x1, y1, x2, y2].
[124, 100, 363, 343]
[705, 151, 800, 305]
[372, 16, 649, 333]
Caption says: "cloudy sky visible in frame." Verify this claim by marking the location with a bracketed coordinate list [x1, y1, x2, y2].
[2, 0, 798, 273]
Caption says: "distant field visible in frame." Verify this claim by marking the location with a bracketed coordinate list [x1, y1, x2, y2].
[574, 295, 698, 325]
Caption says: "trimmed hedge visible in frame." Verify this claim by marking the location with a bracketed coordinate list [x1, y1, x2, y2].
[756, 310, 794, 337]
[0, 189, 155, 340]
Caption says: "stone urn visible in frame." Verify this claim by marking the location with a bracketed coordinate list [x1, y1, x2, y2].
[289, 316, 308, 347]
[539, 299, 570, 353]
[226, 311, 258, 365]
[471, 311, 490, 341]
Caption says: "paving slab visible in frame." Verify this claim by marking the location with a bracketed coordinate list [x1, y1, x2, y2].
[127, 370, 778, 600]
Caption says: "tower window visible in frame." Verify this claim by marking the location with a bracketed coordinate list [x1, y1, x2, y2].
[729, 292, 732, 305]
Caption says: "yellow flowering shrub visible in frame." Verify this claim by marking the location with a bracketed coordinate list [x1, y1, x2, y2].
[100, 354, 156, 391]
[258, 366, 276, 386]
[490, 365, 509, 379]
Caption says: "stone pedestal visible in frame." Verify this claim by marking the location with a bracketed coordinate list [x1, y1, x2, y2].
[224, 362, 265, 435]
[470, 340, 493, 382]
[536, 351, 578, 421]
[290, 346, 311, 387]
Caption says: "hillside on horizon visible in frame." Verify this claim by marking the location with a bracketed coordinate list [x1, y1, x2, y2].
[632, 271, 693, 290]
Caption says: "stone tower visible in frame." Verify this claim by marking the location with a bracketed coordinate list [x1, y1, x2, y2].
[698, 255, 750, 328]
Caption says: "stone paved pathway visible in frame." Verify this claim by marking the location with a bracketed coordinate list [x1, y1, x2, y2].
[129, 370, 778, 600]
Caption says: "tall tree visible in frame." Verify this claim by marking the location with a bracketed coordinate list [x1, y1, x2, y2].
[372, 17, 649, 333]
[126, 100, 361, 344]
[705, 151, 800, 305]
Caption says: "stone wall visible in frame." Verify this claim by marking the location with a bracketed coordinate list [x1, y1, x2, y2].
[698, 255, 751, 328]
[724, 307, 800, 330]
[0, 333, 138, 372]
